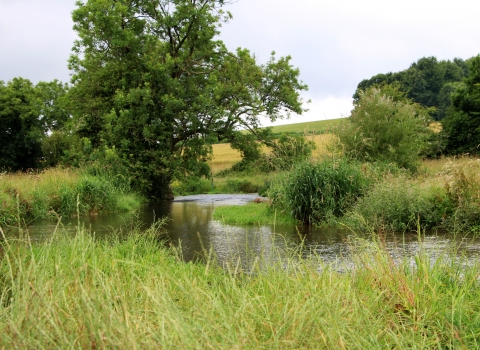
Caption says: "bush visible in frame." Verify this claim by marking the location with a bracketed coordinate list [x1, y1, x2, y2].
[270, 159, 371, 224]
[224, 179, 258, 193]
[171, 177, 212, 196]
[333, 85, 432, 172]
[259, 134, 316, 172]
[344, 175, 453, 232]
[443, 159, 480, 230]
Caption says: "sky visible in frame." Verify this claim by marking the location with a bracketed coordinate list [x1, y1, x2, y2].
[1, 0, 479, 126]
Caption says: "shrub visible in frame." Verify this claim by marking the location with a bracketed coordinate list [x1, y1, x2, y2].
[259, 134, 316, 172]
[270, 159, 371, 224]
[333, 85, 432, 172]
[442, 159, 480, 230]
[76, 176, 117, 214]
[171, 177, 212, 196]
[344, 175, 453, 232]
[225, 179, 258, 193]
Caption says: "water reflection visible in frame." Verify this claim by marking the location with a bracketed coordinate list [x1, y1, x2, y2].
[10, 194, 480, 269]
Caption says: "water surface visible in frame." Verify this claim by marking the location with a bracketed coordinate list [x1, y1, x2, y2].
[13, 194, 480, 269]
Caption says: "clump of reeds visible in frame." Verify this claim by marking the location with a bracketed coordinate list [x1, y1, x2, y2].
[269, 159, 371, 224]
[1, 224, 478, 349]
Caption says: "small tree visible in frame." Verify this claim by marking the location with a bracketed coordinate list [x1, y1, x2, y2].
[334, 85, 432, 171]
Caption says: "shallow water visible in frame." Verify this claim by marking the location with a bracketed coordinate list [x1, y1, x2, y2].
[9, 194, 480, 269]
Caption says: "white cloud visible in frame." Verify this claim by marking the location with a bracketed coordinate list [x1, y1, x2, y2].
[0, 0, 76, 83]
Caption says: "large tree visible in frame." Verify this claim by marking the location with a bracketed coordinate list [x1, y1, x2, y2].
[0, 78, 44, 171]
[68, 0, 307, 198]
[442, 55, 480, 155]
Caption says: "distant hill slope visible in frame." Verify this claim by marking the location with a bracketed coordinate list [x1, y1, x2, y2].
[264, 118, 344, 134]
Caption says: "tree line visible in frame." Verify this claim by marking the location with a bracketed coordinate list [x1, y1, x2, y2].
[354, 55, 480, 156]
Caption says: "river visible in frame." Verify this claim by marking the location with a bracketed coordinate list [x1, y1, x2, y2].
[11, 194, 480, 269]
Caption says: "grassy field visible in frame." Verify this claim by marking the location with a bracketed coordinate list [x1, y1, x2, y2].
[210, 118, 342, 174]
[268, 118, 344, 134]
[211, 134, 335, 174]
[1, 226, 479, 349]
[213, 202, 297, 225]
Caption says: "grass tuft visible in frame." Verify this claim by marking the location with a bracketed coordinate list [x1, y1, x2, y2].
[213, 202, 297, 226]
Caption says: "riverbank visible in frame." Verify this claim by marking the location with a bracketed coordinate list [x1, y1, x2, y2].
[210, 156, 480, 233]
[1, 226, 478, 348]
[0, 168, 142, 227]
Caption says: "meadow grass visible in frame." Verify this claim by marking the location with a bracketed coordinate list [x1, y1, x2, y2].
[212, 202, 297, 226]
[1, 225, 479, 349]
[0, 168, 141, 227]
[264, 118, 344, 134]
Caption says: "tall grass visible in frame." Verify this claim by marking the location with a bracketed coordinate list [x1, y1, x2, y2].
[344, 158, 480, 232]
[343, 174, 451, 232]
[0, 168, 141, 227]
[1, 226, 479, 348]
[270, 159, 371, 224]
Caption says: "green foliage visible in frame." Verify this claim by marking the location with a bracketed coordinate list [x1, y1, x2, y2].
[443, 159, 480, 230]
[0, 169, 141, 226]
[41, 131, 73, 167]
[257, 133, 316, 172]
[344, 175, 452, 232]
[335, 85, 432, 171]
[68, 0, 307, 198]
[270, 159, 370, 224]
[442, 55, 480, 155]
[0, 78, 70, 171]
[229, 132, 263, 172]
[0, 78, 44, 170]
[343, 159, 480, 232]
[171, 177, 212, 196]
[354, 56, 470, 120]
[224, 179, 258, 193]
[35, 80, 70, 131]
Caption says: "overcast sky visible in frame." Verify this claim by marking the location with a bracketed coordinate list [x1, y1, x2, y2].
[1, 0, 479, 125]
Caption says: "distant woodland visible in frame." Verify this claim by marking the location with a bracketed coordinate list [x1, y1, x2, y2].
[354, 56, 472, 120]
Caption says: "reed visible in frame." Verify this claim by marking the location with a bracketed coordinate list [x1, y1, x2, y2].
[0, 226, 479, 349]
[270, 159, 371, 225]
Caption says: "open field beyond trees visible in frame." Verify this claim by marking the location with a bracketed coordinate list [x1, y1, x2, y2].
[211, 133, 335, 174]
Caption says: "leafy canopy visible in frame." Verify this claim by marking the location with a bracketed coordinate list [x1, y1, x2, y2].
[68, 0, 308, 197]
[0, 78, 69, 171]
[442, 55, 480, 155]
[354, 56, 470, 120]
